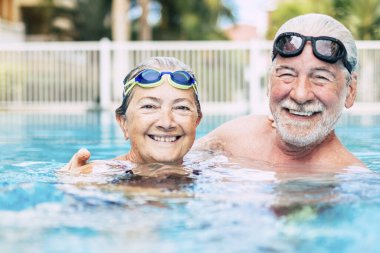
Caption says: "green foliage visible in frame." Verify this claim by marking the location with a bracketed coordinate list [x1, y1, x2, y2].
[333, 0, 380, 40]
[150, 0, 234, 40]
[267, 0, 380, 40]
[267, 0, 334, 39]
[43, 0, 112, 41]
[73, 0, 112, 41]
[42, 0, 233, 41]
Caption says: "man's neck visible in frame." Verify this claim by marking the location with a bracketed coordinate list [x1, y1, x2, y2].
[274, 131, 336, 161]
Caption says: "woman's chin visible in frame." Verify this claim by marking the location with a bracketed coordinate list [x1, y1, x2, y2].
[152, 156, 183, 164]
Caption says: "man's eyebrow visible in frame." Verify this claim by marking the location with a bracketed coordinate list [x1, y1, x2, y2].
[274, 65, 296, 72]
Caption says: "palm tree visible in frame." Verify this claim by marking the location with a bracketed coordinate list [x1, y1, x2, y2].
[334, 0, 380, 40]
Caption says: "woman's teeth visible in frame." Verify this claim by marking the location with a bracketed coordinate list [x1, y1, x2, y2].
[150, 135, 178, 142]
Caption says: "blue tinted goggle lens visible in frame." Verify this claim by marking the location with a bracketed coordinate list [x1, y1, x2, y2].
[171, 71, 193, 85]
[137, 69, 161, 84]
[135, 69, 194, 86]
[123, 69, 197, 97]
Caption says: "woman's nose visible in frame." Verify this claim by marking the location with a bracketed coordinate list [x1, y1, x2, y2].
[157, 108, 176, 130]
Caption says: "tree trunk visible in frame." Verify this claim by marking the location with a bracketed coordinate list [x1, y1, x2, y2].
[111, 0, 130, 41]
[138, 0, 151, 40]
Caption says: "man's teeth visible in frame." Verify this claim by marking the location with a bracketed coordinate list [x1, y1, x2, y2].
[288, 109, 314, 116]
[151, 136, 178, 142]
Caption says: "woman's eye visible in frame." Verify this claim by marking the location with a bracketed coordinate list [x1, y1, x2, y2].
[141, 104, 156, 109]
[175, 106, 190, 111]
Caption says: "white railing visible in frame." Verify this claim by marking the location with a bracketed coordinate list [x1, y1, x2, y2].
[0, 39, 380, 114]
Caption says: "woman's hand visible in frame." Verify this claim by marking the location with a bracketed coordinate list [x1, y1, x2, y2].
[61, 148, 91, 171]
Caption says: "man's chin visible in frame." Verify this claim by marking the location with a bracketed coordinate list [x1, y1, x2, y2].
[277, 127, 324, 147]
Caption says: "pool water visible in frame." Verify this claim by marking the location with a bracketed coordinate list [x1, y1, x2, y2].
[1, 112, 380, 253]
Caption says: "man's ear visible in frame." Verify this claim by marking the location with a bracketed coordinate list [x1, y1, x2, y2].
[116, 114, 129, 140]
[345, 73, 357, 108]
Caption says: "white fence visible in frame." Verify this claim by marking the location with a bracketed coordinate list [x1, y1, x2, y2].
[1, 39, 380, 114]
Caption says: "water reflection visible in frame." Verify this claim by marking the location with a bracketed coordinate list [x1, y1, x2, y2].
[1, 112, 380, 252]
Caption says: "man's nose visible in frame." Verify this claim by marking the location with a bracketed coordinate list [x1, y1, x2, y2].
[289, 77, 315, 104]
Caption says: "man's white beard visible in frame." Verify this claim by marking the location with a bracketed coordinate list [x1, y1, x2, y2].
[272, 98, 344, 147]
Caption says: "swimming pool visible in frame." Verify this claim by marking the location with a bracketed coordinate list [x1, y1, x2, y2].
[1, 112, 380, 253]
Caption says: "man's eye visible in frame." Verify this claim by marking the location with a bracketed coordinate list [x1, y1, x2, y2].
[278, 72, 294, 77]
[312, 75, 332, 84]
[315, 75, 329, 81]
[277, 73, 295, 82]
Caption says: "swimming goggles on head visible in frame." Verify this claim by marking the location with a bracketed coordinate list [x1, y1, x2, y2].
[272, 32, 353, 73]
[123, 69, 198, 96]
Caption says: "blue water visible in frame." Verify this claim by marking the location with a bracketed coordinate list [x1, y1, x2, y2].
[1, 112, 380, 253]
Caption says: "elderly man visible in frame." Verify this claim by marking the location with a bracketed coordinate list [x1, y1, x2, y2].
[196, 13, 365, 169]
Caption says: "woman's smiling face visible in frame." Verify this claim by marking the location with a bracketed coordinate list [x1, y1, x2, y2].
[118, 72, 201, 164]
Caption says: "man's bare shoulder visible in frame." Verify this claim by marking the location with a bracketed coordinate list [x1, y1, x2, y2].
[325, 140, 368, 169]
[214, 114, 269, 134]
[194, 114, 271, 151]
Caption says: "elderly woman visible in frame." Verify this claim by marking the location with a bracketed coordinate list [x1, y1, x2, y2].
[64, 56, 202, 172]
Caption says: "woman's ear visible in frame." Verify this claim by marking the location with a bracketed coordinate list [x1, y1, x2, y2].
[195, 112, 203, 127]
[116, 114, 129, 140]
[345, 73, 357, 108]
